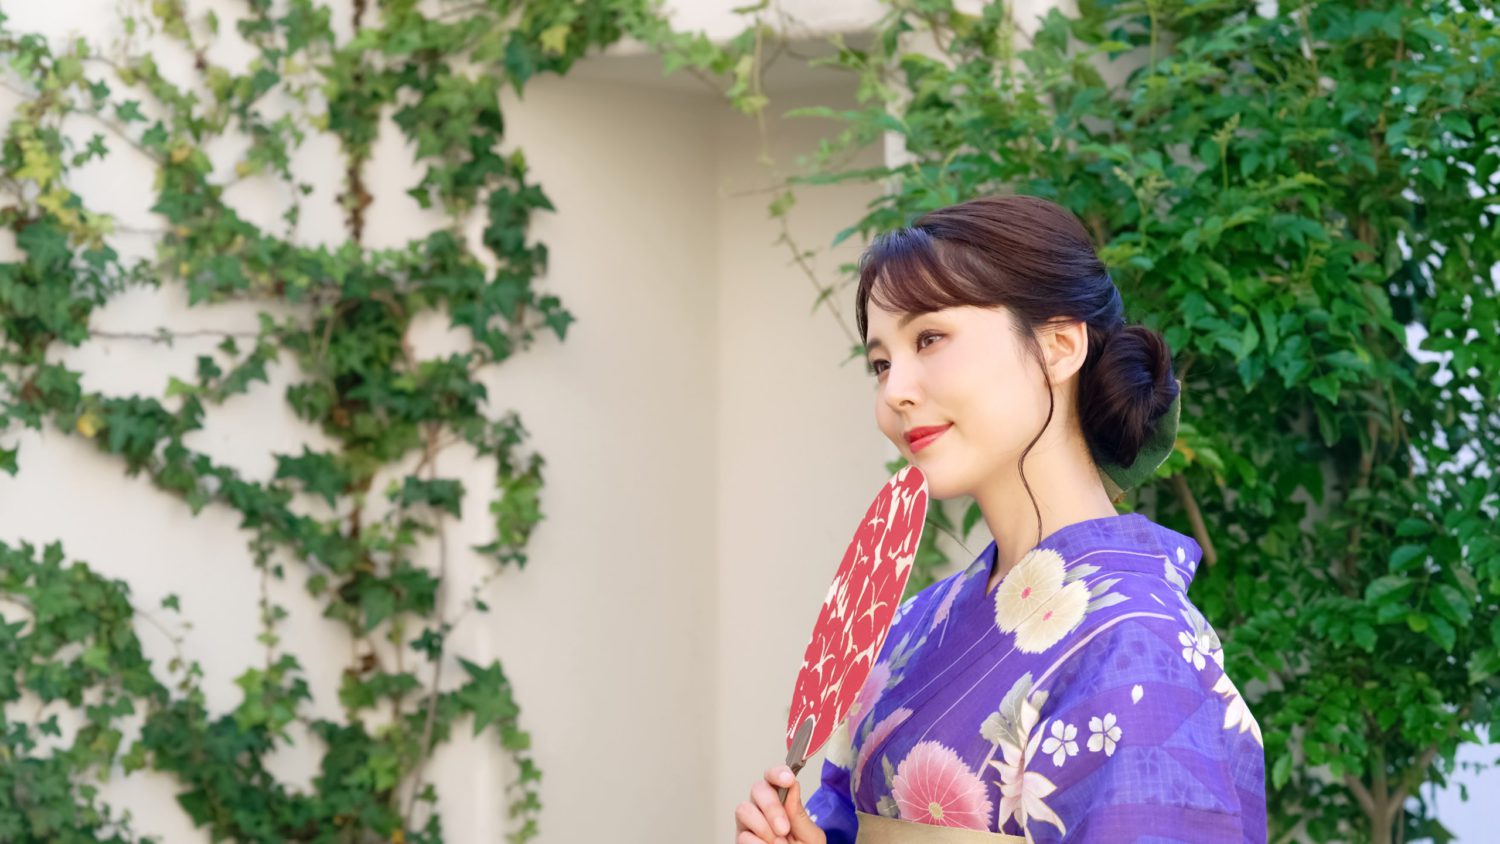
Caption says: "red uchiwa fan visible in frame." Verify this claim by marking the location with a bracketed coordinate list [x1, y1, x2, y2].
[778, 464, 930, 801]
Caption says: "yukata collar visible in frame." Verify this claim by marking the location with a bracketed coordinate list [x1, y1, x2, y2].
[965, 511, 1202, 586]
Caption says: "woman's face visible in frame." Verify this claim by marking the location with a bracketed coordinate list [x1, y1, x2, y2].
[864, 301, 1053, 501]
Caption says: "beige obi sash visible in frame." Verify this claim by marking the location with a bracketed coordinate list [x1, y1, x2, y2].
[854, 811, 1026, 843]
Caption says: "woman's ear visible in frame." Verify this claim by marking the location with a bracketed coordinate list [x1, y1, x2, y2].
[1041, 318, 1090, 383]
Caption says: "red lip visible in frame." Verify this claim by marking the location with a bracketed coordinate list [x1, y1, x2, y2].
[905, 423, 952, 452]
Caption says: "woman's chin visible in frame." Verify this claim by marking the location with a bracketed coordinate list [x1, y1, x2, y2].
[913, 466, 965, 501]
[927, 487, 967, 503]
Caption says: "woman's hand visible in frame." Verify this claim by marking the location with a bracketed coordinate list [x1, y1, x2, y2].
[734, 765, 826, 844]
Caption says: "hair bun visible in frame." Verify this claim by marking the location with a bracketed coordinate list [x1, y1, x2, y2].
[1079, 325, 1179, 470]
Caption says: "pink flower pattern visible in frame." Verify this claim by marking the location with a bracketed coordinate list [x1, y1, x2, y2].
[853, 707, 912, 793]
[891, 740, 994, 829]
[850, 660, 892, 728]
[801, 514, 1266, 843]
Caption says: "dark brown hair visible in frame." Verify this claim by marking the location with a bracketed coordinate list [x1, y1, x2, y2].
[854, 194, 1179, 544]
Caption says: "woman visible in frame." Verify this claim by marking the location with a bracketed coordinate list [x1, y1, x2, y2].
[734, 195, 1266, 843]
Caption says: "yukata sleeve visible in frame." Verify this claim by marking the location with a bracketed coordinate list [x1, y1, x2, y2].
[807, 586, 930, 844]
[1023, 617, 1267, 844]
[804, 721, 858, 844]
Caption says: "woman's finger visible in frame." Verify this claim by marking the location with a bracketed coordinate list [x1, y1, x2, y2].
[735, 799, 776, 842]
[779, 774, 822, 841]
[752, 776, 792, 840]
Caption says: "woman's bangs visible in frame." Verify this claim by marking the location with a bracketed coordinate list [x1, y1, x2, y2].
[858, 229, 971, 338]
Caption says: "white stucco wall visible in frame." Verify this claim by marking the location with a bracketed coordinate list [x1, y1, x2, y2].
[0, 2, 885, 842]
[0, 31, 725, 844]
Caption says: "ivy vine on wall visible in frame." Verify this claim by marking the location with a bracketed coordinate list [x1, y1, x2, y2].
[0, 1, 669, 840]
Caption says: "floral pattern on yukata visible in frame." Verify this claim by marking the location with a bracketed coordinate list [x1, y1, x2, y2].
[805, 512, 1267, 844]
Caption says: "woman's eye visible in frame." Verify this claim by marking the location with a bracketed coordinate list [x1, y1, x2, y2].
[868, 332, 941, 378]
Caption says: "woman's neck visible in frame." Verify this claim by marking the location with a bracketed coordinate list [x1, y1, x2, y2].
[974, 433, 1118, 592]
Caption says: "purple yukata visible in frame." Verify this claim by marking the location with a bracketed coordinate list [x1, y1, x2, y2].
[805, 512, 1267, 843]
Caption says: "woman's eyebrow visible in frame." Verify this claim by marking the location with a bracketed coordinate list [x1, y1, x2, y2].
[865, 313, 924, 357]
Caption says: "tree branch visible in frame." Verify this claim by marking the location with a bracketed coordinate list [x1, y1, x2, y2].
[1338, 413, 1382, 595]
[1171, 472, 1217, 566]
[1388, 703, 1471, 826]
[1344, 771, 1376, 819]
[91, 328, 261, 344]
[403, 423, 451, 824]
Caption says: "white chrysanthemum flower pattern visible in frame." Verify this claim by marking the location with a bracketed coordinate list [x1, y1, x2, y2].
[1013, 580, 1089, 653]
[994, 548, 1067, 632]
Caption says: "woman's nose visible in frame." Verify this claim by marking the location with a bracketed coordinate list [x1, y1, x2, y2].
[882, 362, 922, 409]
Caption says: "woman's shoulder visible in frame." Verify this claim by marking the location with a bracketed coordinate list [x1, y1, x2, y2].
[1042, 584, 1262, 741]
[1058, 524, 1223, 669]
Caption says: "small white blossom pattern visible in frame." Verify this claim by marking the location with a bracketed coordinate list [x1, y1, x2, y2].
[1087, 713, 1121, 756]
[1178, 629, 1213, 670]
[1040, 719, 1079, 767]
